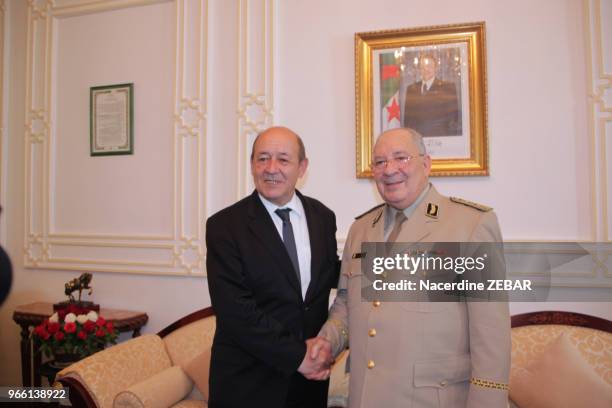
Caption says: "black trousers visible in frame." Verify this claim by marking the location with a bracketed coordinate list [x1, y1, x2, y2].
[284, 372, 329, 408]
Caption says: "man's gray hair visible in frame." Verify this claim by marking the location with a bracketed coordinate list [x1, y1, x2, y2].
[377, 127, 427, 155]
[406, 128, 427, 155]
[250, 127, 307, 162]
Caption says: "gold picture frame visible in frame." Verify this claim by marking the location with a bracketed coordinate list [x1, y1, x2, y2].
[355, 22, 488, 177]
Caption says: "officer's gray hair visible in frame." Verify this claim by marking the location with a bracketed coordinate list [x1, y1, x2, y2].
[377, 128, 427, 155]
[407, 128, 427, 155]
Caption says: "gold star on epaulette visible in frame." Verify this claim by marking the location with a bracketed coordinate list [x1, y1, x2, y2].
[450, 197, 492, 212]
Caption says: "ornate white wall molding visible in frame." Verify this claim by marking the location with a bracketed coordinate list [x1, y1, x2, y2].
[586, 0, 612, 243]
[237, 0, 275, 198]
[24, 0, 208, 275]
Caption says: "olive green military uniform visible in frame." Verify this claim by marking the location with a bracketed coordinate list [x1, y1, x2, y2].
[320, 185, 510, 408]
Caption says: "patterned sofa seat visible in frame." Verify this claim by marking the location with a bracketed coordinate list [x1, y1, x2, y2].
[509, 311, 611, 407]
[56, 308, 216, 408]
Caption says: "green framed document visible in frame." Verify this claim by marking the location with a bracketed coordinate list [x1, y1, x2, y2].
[90, 83, 134, 156]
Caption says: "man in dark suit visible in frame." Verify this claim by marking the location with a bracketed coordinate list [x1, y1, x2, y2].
[206, 126, 339, 408]
[403, 53, 461, 136]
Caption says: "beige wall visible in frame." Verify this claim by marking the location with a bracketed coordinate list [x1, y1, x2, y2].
[0, 0, 610, 386]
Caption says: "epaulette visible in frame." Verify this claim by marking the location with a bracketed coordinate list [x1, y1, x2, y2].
[450, 197, 492, 212]
[355, 203, 385, 220]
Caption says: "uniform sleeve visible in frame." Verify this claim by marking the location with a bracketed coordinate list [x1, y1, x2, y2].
[466, 211, 511, 407]
[318, 227, 354, 358]
[206, 217, 306, 376]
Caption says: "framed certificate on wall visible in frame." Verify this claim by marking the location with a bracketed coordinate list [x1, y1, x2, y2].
[90, 83, 134, 156]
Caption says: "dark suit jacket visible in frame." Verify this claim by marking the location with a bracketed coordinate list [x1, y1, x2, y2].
[403, 78, 461, 136]
[206, 190, 339, 408]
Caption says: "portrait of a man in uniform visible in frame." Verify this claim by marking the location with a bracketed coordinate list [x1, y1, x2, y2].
[403, 53, 462, 137]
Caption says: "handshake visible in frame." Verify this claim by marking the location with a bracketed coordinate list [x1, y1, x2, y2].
[297, 336, 334, 380]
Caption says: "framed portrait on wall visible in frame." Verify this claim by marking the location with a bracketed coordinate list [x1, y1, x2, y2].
[355, 22, 488, 177]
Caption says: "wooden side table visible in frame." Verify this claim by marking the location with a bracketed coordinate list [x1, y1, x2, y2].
[13, 302, 148, 387]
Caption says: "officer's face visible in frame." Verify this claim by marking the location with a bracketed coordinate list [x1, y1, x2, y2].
[372, 129, 431, 210]
[251, 128, 308, 206]
[419, 56, 436, 82]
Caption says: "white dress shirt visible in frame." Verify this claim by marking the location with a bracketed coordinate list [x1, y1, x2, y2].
[259, 193, 311, 299]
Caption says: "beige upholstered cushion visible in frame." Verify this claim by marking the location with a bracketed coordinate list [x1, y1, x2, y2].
[164, 316, 216, 367]
[510, 333, 612, 408]
[113, 366, 193, 408]
[183, 349, 211, 402]
[511, 324, 612, 385]
[57, 334, 172, 408]
[171, 400, 207, 408]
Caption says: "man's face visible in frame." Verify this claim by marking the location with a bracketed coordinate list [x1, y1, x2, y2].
[419, 56, 436, 82]
[251, 128, 308, 206]
[373, 130, 431, 210]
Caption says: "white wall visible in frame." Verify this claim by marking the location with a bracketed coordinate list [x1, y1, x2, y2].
[277, 0, 591, 240]
[0, 0, 609, 386]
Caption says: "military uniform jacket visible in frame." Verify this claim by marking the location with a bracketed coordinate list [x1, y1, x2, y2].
[320, 186, 510, 408]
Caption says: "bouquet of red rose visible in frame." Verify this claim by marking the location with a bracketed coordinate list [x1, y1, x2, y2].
[33, 308, 118, 359]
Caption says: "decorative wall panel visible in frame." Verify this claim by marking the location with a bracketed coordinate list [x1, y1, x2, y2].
[24, 0, 208, 275]
[237, 0, 275, 197]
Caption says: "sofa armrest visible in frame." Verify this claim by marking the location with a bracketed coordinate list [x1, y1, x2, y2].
[113, 366, 193, 408]
[56, 334, 173, 408]
[57, 374, 98, 408]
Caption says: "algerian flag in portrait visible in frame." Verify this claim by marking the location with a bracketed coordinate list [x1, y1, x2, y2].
[380, 53, 401, 131]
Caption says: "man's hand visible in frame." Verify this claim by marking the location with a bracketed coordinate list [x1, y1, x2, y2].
[297, 336, 333, 380]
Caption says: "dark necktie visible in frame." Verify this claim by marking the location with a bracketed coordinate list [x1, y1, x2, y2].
[275, 208, 301, 281]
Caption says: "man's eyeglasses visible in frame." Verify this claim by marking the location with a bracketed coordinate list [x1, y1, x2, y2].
[370, 155, 424, 172]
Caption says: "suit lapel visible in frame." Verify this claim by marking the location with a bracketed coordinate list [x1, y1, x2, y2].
[246, 191, 302, 297]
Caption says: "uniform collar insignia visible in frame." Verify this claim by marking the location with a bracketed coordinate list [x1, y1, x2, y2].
[426, 203, 439, 219]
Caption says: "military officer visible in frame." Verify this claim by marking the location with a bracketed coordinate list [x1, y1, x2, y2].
[317, 128, 510, 407]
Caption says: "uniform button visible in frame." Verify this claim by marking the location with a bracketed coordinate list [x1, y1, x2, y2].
[382, 271, 388, 279]
[367, 360, 375, 369]
[373, 300, 381, 307]
[439, 380, 448, 387]
[368, 328, 377, 337]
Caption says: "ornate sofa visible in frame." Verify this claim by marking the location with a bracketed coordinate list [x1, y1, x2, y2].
[56, 308, 216, 408]
[56, 307, 349, 408]
[56, 309, 611, 408]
